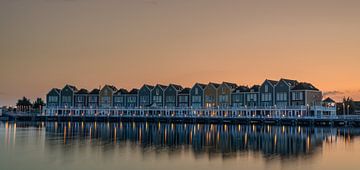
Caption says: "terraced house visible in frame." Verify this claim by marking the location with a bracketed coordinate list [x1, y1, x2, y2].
[74, 89, 88, 108]
[190, 83, 206, 108]
[245, 85, 260, 107]
[275, 79, 298, 107]
[126, 89, 139, 108]
[260, 80, 278, 107]
[231, 86, 250, 107]
[151, 84, 168, 107]
[46, 88, 61, 107]
[204, 82, 220, 108]
[61, 85, 78, 107]
[178, 88, 191, 107]
[88, 89, 100, 108]
[164, 84, 183, 107]
[217, 82, 237, 108]
[291, 82, 322, 106]
[113, 89, 128, 108]
[139, 84, 154, 107]
[99, 85, 117, 108]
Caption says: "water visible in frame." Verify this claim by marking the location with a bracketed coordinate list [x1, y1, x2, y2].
[1, 121, 360, 170]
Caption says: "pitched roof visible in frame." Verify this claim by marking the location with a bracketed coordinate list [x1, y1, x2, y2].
[105, 85, 118, 92]
[250, 85, 260, 92]
[168, 84, 183, 91]
[323, 97, 335, 103]
[179, 88, 191, 95]
[142, 84, 154, 90]
[234, 86, 250, 93]
[266, 79, 279, 86]
[222, 82, 237, 89]
[280, 78, 299, 87]
[115, 88, 128, 95]
[50, 88, 61, 94]
[291, 82, 319, 91]
[64, 84, 78, 92]
[194, 83, 207, 89]
[128, 88, 139, 94]
[76, 88, 89, 95]
[89, 89, 100, 95]
[208, 82, 220, 88]
[156, 84, 168, 90]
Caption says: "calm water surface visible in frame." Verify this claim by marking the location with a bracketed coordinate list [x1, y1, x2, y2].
[1, 121, 360, 170]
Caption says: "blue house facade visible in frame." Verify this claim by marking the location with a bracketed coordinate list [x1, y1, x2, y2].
[74, 89, 88, 108]
[113, 89, 128, 108]
[245, 85, 260, 107]
[275, 79, 298, 107]
[126, 89, 139, 108]
[46, 88, 61, 107]
[164, 84, 183, 107]
[178, 88, 190, 107]
[88, 89, 100, 108]
[139, 84, 154, 107]
[60, 85, 78, 107]
[151, 84, 167, 107]
[190, 83, 206, 108]
[260, 80, 278, 107]
[231, 86, 250, 107]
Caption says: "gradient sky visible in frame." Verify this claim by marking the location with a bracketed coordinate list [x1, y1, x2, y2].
[1, 0, 360, 106]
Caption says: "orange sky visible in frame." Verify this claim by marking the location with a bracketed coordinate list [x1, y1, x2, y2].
[1, 0, 360, 105]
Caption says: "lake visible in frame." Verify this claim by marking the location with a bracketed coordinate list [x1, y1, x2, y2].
[1, 121, 360, 170]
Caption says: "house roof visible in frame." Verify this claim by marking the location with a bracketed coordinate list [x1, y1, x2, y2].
[64, 84, 78, 92]
[266, 79, 279, 86]
[104, 85, 118, 92]
[194, 83, 207, 89]
[292, 82, 319, 91]
[208, 82, 220, 88]
[179, 88, 191, 95]
[168, 84, 183, 91]
[250, 85, 260, 92]
[234, 86, 250, 93]
[89, 89, 100, 95]
[222, 82, 237, 89]
[128, 88, 139, 94]
[115, 88, 128, 95]
[280, 78, 299, 87]
[156, 84, 168, 90]
[76, 88, 89, 95]
[51, 88, 61, 94]
[323, 97, 335, 103]
[142, 84, 154, 90]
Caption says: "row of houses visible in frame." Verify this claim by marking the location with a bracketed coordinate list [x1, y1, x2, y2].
[46, 78, 323, 109]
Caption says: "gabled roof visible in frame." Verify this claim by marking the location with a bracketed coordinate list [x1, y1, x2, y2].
[208, 82, 220, 88]
[155, 84, 168, 90]
[193, 83, 207, 89]
[128, 88, 139, 94]
[264, 79, 279, 87]
[63, 84, 78, 92]
[141, 84, 155, 90]
[76, 88, 89, 95]
[49, 88, 61, 95]
[222, 82, 237, 89]
[291, 82, 319, 91]
[279, 78, 298, 87]
[89, 89, 100, 95]
[105, 85, 118, 92]
[249, 85, 260, 92]
[179, 88, 191, 95]
[323, 97, 335, 103]
[114, 88, 128, 95]
[168, 84, 183, 91]
[234, 86, 250, 93]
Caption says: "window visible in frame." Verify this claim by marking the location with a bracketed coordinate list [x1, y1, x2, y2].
[276, 92, 287, 101]
[62, 96, 72, 103]
[76, 96, 84, 102]
[156, 89, 159, 95]
[102, 96, 110, 103]
[127, 96, 136, 103]
[49, 96, 58, 102]
[265, 85, 269, 93]
[195, 88, 199, 95]
[166, 96, 175, 102]
[179, 96, 188, 102]
[292, 92, 303, 100]
[192, 96, 201, 102]
[115, 96, 123, 103]
[247, 94, 257, 101]
[219, 95, 228, 103]
[205, 95, 214, 102]
[140, 96, 148, 103]
[261, 93, 272, 102]
[89, 96, 97, 102]
[153, 95, 162, 103]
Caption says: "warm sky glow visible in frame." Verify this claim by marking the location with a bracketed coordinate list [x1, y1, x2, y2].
[1, 0, 360, 105]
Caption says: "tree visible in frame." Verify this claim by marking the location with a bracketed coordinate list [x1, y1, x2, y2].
[16, 97, 32, 112]
[338, 97, 355, 115]
[33, 98, 45, 111]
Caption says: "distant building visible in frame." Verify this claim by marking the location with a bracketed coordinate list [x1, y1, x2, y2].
[322, 97, 336, 107]
[231, 86, 250, 107]
[217, 82, 237, 108]
[46, 88, 61, 107]
[113, 88, 128, 108]
[164, 84, 183, 107]
[74, 89, 89, 108]
[260, 80, 278, 107]
[275, 79, 298, 107]
[126, 89, 139, 108]
[151, 84, 168, 107]
[291, 82, 322, 106]
[204, 82, 220, 108]
[139, 84, 154, 107]
[245, 85, 260, 107]
[88, 89, 100, 108]
[99, 85, 117, 108]
[178, 88, 190, 107]
[190, 83, 206, 108]
[60, 85, 78, 107]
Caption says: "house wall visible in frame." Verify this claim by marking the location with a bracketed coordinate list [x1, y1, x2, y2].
[46, 90, 60, 107]
[204, 85, 218, 107]
[306, 91, 323, 106]
[245, 92, 259, 107]
[260, 81, 275, 106]
[126, 94, 138, 108]
[99, 86, 114, 108]
[275, 80, 291, 106]
[139, 87, 152, 107]
[151, 86, 165, 107]
[231, 93, 245, 107]
[113, 94, 126, 108]
[88, 94, 99, 108]
[217, 84, 232, 107]
[165, 86, 177, 107]
[190, 84, 204, 108]
[61, 86, 75, 107]
[74, 94, 88, 108]
[178, 94, 190, 107]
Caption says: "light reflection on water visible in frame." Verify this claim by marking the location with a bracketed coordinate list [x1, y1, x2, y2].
[0, 121, 360, 170]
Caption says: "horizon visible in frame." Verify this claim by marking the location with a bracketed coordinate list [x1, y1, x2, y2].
[1, 0, 360, 106]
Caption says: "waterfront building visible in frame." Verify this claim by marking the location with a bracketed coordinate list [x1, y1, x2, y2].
[74, 88, 88, 108]
[139, 84, 154, 107]
[204, 82, 220, 108]
[113, 88, 128, 108]
[290, 82, 322, 106]
[60, 85, 78, 107]
[46, 88, 61, 107]
[245, 85, 260, 107]
[231, 86, 250, 107]
[190, 83, 206, 108]
[164, 84, 183, 107]
[217, 82, 237, 108]
[260, 80, 278, 107]
[178, 88, 191, 107]
[99, 85, 117, 108]
[88, 89, 100, 108]
[151, 84, 168, 107]
[126, 88, 139, 108]
[323, 97, 336, 107]
[275, 79, 298, 107]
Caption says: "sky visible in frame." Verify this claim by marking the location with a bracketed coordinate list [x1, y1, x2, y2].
[1, 0, 360, 106]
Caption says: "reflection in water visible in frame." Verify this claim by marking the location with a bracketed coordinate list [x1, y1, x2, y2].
[2, 121, 358, 160]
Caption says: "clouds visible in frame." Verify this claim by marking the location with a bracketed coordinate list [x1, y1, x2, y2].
[323, 90, 344, 96]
